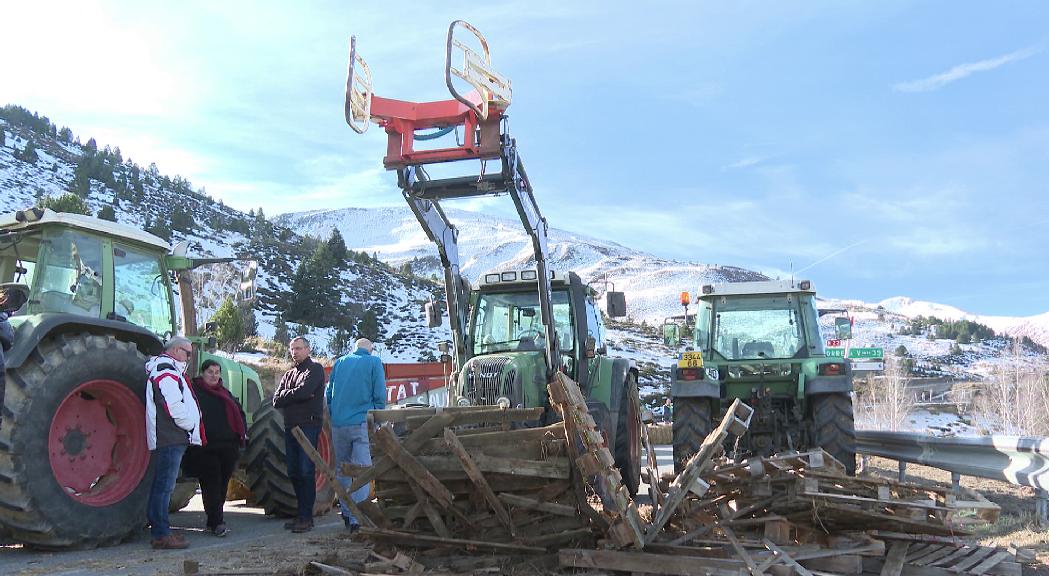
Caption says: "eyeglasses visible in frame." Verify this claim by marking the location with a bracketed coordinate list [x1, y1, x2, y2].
[174, 347, 192, 357]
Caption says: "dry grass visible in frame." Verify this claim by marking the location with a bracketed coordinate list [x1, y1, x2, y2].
[862, 456, 1049, 565]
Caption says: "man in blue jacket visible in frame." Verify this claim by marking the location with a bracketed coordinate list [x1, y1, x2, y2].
[325, 338, 385, 531]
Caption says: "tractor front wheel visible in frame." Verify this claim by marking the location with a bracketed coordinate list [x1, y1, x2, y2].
[613, 373, 642, 496]
[0, 333, 152, 548]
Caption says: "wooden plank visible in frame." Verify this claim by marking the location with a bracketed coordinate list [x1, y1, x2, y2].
[907, 545, 946, 562]
[948, 547, 998, 573]
[360, 527, 545, 554]
[373, 426, 455, 510]
[761, 539, 814, 576]
[369, 406, 539, 424]
[968, 551, 1013, 576]
[407, 481, 450, 538]
[443, 429, 513, 534]
[722, 526, 765, 576]
[929, 547, 979, 568]
[405, 407, 544, 428]
[799, 555, 862, 575]
[498, 493, 577, 517]
[291, 426, 378, 528]
[350, 412, 455, 492]
[559, 548, 748, 576]
[914, 546, 963, 566]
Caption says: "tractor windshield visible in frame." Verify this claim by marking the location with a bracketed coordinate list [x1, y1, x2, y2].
[0, 227, 105, 317]
[471, 289, 574, 355]
[706, 294, 819, 361]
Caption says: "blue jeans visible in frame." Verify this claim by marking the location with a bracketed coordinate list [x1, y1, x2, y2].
[332, 423, 372, 525]
[284, 424, 321, 520]
[147, 444, 188, 538]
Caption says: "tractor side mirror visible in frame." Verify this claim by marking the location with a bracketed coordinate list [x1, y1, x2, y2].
[606, 291, 627, 318]
[0, 283, 30, 314]
[425, 297, 442, 328]
[437, 341, 452, 363]
[662, 323, 681, 346]
[834, 317, 853, 340]
[204, 321, 217, 334]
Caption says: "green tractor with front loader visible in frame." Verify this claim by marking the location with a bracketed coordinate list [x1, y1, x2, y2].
[0, 207, 330, 548]
[443, 269, 643, 494]
[664, 279, 856, 474]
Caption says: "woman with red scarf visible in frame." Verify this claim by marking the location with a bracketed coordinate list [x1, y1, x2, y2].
[185, 359, 247, 537]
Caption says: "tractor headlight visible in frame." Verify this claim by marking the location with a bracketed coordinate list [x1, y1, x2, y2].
[456, 397, 472, 407]
[495, 396, 511, 409]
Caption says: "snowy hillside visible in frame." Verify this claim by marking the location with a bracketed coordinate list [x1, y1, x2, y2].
[276, 206, 767, 323]
[0, 113, 447, 362]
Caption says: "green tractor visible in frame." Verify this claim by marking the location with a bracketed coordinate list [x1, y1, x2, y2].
[0, 207, 329, 548]
[445, 270, 642, 494]
[664, 280, 856, 474]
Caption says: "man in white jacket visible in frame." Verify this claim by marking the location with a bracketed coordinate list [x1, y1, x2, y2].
[145, 336, 202, 550]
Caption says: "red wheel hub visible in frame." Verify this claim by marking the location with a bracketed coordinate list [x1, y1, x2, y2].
[48, 379, 149, 506]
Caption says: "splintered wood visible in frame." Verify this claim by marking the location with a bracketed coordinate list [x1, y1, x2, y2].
[330, 394, 1030, 576]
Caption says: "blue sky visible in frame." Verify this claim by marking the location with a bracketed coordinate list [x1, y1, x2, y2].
[2, 1, 1047, 317]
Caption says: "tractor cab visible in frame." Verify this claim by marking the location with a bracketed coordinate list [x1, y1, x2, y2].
[0, 208, 177, 336]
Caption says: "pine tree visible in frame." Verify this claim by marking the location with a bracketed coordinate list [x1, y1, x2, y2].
[210, 297, 245, 352]
[0, 129, 5, 147]
[358, 308, 379, 341]
[97, 205, 117, 221]
[40, 193, 90, 215]
[273, 313, 290, 346]
[328, 328, 352, 357]
[85, 137, 97, 155]
[327, 228, 348, 264]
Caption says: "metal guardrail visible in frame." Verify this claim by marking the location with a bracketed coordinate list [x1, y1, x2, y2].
[855, 430, 1049, 490]
[856, 430, 1049, 524]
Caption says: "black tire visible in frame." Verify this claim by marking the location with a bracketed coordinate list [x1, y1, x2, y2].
[613, 373, 642, 496]
[810, 393, 857, 475]
[672, 397, 713, 473]
[0, 333, 153, 548]
[244, 403, 334, 517]
[169, 480, 198, 512]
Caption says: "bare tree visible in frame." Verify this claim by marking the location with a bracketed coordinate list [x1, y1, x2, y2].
[972, 338, 1049, 435]
[856, 356, 913, 431]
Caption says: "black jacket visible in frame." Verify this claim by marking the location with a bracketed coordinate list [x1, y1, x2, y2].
[273, 357, 325, 427]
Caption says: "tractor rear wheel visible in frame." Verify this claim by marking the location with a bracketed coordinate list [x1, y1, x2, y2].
[169, 480, 198, 512]
[672, 397, 713, 473]
[0, 333, 152, 548]
[811, 393, 857, 475]
[613, 373, 642, 496]
[244, 403, 334, 517]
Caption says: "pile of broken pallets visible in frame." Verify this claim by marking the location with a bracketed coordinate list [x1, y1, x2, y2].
[290, 372, 1036, 576]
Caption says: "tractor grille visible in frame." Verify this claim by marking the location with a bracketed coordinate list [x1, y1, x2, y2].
[464, 357, 514, 405]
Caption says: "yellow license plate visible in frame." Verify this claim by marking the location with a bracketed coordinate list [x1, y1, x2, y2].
[677, 351, 704, 368]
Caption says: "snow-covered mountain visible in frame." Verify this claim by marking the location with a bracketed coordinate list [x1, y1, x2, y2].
[275, 206, 767, 323]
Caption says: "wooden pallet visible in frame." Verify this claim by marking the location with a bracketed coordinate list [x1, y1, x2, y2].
[866, 540, 1021, 576]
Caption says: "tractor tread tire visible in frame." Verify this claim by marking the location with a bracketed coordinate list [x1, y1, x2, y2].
[244, 403, 333, 518]
[0, 333, 150, 548]
[672, 397, 713, 473]
[613, 373, 642, 496]
[811, 393, 857, 475]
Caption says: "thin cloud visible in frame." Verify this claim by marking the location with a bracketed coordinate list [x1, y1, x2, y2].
[893, 44, 1043, 93]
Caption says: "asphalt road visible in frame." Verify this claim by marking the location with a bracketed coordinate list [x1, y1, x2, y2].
[0, 445, 677, 576]
[0, 494, 347, 576]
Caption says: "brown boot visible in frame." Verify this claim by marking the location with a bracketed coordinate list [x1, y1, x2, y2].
[290, 518, 314, 533]
[151, 534, 190, 549]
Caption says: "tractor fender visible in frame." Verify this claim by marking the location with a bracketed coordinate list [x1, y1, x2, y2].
[670, 370, 720, 399]
[4, 314, 163, 370]
[805, 363, 855, 395]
